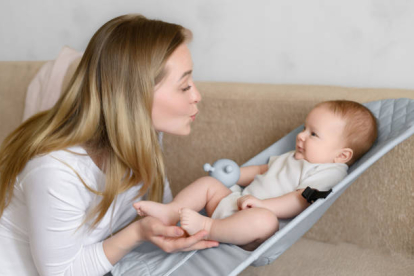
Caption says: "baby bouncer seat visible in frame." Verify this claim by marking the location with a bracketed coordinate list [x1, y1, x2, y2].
[112, 98, 414, 276]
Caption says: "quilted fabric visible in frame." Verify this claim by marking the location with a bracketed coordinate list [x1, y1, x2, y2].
[352, 99, 414, 172]
[368, 99, 414, 142]
[112, 98, 414, 276]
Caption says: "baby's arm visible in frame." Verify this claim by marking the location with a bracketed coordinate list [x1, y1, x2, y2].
[237, 164, 268, 187]
[261, 190, 309, 219]
[238, 190, 309, 219]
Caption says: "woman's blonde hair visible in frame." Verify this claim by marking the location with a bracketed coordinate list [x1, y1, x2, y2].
[0, 14, 191, 228]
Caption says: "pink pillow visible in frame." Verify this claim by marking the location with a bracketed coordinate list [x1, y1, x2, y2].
[23, 46, 83, 121]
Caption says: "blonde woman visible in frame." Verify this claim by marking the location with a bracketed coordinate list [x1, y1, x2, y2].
[0, 14, 217, 276]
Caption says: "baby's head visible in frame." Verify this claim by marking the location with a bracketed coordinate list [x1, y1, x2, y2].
[294, 100, 377, 165]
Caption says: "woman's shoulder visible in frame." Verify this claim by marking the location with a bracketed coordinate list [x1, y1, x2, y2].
[19, 146, 104, 189]
[23, 146, 92, 169]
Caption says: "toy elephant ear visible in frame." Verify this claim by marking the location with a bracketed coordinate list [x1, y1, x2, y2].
[203, 159, 240, 188]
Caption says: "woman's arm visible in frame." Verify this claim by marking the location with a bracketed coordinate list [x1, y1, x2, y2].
[237, 164, 268, 187]
[24, 165, 217, 276]
[103, 216, 218, 265]
[24, 166, 113, 275]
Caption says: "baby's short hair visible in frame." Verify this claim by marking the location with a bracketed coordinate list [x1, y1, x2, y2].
[315, 100, 378, 165]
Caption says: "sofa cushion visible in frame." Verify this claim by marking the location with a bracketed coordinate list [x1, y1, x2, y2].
[241, 238, 414, 276]
[23, 46, 82, 121]
[0, 61, 45, 144]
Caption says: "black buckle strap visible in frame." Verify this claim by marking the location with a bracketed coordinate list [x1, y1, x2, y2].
[301, 187, 332, 204]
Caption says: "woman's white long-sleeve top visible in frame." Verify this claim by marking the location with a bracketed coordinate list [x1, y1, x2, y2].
[0, 146, 172, 276]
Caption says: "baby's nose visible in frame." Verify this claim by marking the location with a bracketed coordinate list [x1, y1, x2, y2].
[298, 131, 306, 141]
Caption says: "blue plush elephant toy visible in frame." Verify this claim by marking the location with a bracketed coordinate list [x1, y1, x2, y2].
[203, 159, 241, 188]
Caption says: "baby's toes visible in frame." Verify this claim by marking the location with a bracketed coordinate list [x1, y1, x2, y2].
[134, 203, 146, 217]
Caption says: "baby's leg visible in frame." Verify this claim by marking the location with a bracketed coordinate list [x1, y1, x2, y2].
[134, 201, 179, 225]
[180, 207, 279, 247]
[134, 176, 231, 225]
[172, 176, 232, 216]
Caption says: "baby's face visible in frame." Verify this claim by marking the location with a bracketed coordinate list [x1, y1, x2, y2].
[295, 106, 347, 164]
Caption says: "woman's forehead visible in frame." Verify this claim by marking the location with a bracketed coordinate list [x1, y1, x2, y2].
[164, 44, 193, 82]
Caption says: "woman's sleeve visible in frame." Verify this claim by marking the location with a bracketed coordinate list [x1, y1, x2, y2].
[162, 177, 173, 203]
[23, 166, 113, 276]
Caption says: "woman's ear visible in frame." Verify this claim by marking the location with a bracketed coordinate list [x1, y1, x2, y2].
[334, 148, 353, 164]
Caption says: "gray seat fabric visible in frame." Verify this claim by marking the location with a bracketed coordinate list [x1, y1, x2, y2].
[112, 98, 414, 276]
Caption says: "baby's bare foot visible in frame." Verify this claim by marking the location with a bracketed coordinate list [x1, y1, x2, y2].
[133, 201, 149, 217]
[133, 201, 178, 226]
[180, 208, 212, 237]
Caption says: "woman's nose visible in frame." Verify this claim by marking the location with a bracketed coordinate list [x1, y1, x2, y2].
[191, 84, 201, 103]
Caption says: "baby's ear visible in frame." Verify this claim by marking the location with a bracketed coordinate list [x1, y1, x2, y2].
[334, 148, 353, 164]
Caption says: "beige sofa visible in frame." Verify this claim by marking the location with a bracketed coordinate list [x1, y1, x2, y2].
[1, 61, 413, 275]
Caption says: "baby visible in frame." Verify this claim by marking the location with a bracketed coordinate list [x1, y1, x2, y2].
[134, 100, 377, 250]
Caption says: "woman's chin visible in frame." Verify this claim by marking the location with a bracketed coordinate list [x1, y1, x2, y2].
[167, 127, 192, 136]
[155, 124, 192, 136]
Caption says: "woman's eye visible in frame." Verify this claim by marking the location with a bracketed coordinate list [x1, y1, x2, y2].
[182, 85, 192, 92]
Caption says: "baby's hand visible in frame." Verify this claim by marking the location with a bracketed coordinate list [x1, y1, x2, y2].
[237, 195, 264, 210]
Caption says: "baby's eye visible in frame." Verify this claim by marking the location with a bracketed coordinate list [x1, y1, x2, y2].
[311, 132, 317, 137]
[182, 85, 192, 92]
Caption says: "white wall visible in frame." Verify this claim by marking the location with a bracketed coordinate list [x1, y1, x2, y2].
[1, 0, 414, 89]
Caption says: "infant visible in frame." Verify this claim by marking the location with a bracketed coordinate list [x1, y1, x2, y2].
[134, 100, 377, 250]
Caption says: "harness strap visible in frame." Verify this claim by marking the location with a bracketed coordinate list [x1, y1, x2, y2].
[301, 186, 332, 204]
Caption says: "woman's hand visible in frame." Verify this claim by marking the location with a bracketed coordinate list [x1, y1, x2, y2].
[138, 216, 219, 253]
[237, 195, 264, 210]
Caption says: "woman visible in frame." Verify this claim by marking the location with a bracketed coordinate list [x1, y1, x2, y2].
[0, 14, 218, 275]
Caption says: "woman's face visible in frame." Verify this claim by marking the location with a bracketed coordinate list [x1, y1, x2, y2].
[152, 44, 201, 135]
